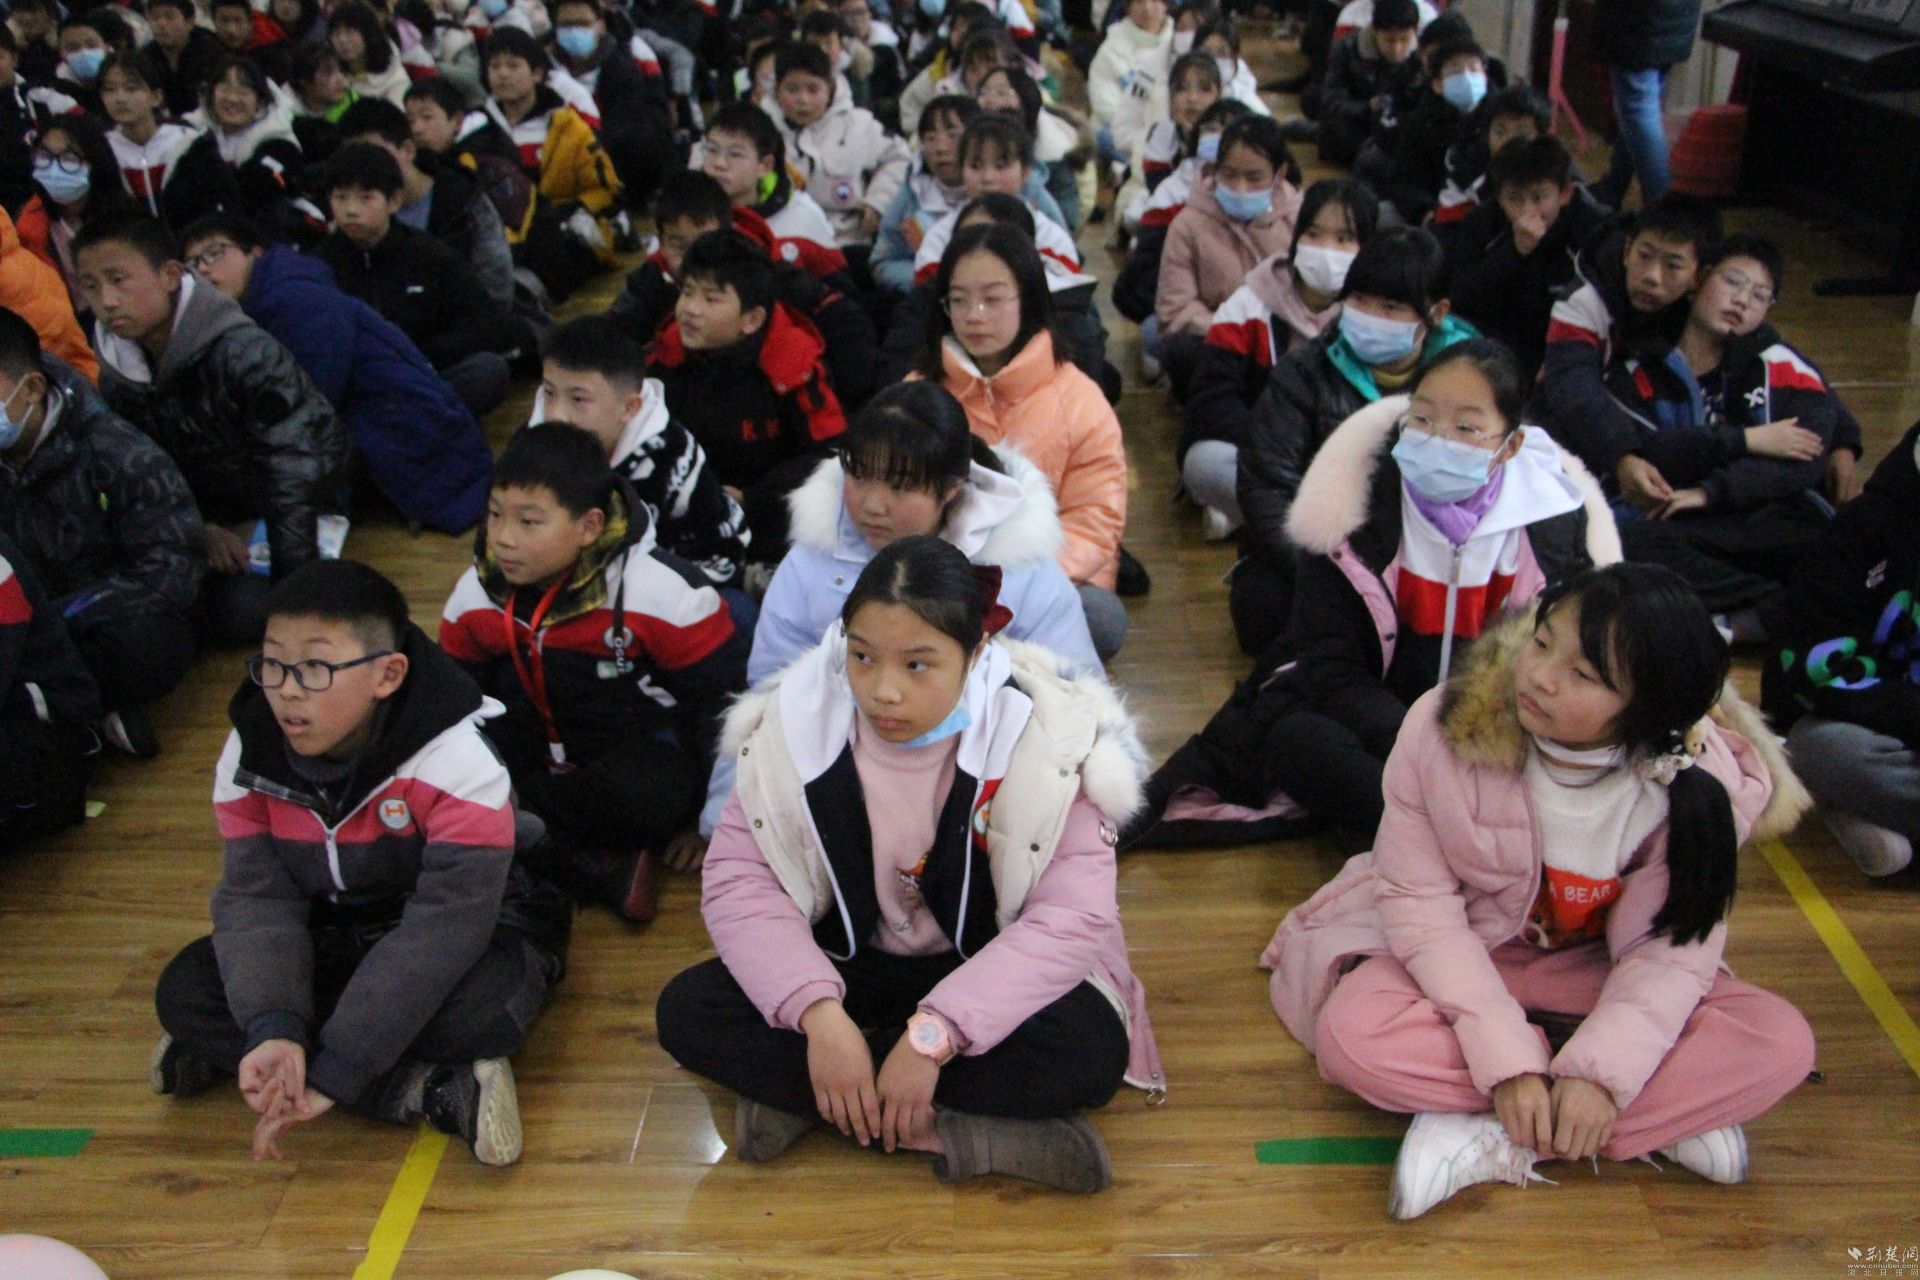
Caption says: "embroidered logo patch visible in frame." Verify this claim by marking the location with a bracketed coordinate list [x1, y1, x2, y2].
[378, 797, 411, 831]
[780, 242, 799, 262]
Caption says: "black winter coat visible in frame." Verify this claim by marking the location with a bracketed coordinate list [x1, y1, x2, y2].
[96, 279, 349, 581]
[1446, 188, 1610, 382]
[0, 354, 206, 628]
[0, 527, 100, 728]
[1595, 0, 1702, 70]
[320, 222, 523, 371]
[1237, 332, 1375, 570]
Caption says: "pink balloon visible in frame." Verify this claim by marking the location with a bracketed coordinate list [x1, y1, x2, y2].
[0, 1236, 109, 1280]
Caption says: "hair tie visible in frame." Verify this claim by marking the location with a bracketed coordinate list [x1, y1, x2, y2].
[972, 563, 1013, 638]
[1637, 719, 1710, 787]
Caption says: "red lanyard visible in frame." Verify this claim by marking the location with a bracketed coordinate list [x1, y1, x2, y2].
[502, 578, 570, 771]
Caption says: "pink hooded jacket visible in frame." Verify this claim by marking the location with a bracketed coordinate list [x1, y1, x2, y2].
[1155, 175, 1304, 339]
[1261, 610, 1811, 1110]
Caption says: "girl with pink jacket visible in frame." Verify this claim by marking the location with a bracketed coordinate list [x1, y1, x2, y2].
[656, 536, 1162, 1193]
[1264, 562, 1815, 1219]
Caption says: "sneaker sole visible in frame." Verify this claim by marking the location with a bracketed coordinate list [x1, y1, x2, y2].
[469, 1059, 523, 1166]
[148, 1034, 174, 1095]
[1057, 1115, 1114, 1194]
[1388, 1113, 1448, 1221]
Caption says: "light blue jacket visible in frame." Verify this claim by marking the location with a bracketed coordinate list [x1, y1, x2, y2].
[700, 443, 1100, 832]
[871, 161, 1068, 296]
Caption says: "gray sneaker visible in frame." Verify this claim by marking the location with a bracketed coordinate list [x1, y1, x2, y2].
[149, 1033, 222, 1097]
[422, 1059, 523, 1167]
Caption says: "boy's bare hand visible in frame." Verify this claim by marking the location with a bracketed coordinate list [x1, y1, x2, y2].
[205, 524, 251, 576]
[238, 1039, 305, 1115]
[662, 830, 708, 872]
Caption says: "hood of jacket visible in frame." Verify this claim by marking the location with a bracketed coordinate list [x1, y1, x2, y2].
[7, 352, 114, 483]
[243, 241, 336, 305]
[721, 633, 1149, 826]
[526, 377, 673, 466]
[1286, 394, 1624, 565]
[651, 300, 829, 394]
[1436, 606, 1810, 843]
[94, 273, 254, 387]
[786, 441, 1066, 570]
[189, 95, 299, 164]
[1243, 250, 1342, 345]
[225, 621, 497, 819]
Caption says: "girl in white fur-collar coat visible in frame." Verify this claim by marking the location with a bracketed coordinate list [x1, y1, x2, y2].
[656, 536, 1162, 1194]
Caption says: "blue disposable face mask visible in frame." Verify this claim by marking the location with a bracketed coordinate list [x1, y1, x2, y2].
[1391, 425, 1500, 503]
[0, 381, 35, 452]
[919, 0, 945, 18]
[555, 25, 598, 58]
[898, 698, 973, 748]
[1214, 181, 1271, 223]
[1194, 132, 1221, 163]
[1338, 305, 1422, 366]
[66, 47, 106, 83]
[479, 0, 509, 17]
[33, 158, 90, 204]
[1441, 68, 1487, 112]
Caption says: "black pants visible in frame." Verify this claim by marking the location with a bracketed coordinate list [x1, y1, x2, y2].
[655, 950, 1131, 1120]
[1317, 115, 1371, 166]
[153, 928, 557, 1110]
[1619, 498, 1829, 615]
[203, 571, 272, 646]
[1267, 708, 1388, 849]
[68, 608, 196, 711]
[0, 715, 94, 847]
[493, 717, 702, 853]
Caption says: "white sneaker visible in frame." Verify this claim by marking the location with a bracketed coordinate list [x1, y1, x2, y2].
[1200, 506, 1237, 541]
[1822, 810, 1915, 877]
[1388, 1111, 1550, 1220]
[1659, 1124, 1748, 1184]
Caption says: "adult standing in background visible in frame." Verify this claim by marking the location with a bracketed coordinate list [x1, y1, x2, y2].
[1587, 0, 1701, 209]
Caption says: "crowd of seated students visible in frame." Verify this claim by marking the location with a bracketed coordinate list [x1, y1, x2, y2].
[0, 0, 1874, 1223]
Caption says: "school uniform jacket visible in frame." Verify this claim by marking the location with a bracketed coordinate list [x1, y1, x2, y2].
[109, 121, 240, 231]
[1262, 605, 1804, 1108]
[1156, 176, 1304, 338]
[1184, 252, 1341, 461]
[646, 302, 846, 494]
[770, 80, 911, 247]
[439, 489, 746, 764]
[1445, 189, 1609, 383]
[0, 531, 100, 729]
[524, 382, 749, 587]
[210, 624, 565, 1106]
[484, 78, 622, 256]
[707, 632, 1164, 1094]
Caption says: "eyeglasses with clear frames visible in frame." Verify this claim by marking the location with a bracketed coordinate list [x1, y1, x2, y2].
[247, 651, 395, 692]
[1714, 268, 1775, 308]
[185, 240, 237, 275]
[941, 290, 1018, 316]
[1402, 410, 1502, 444]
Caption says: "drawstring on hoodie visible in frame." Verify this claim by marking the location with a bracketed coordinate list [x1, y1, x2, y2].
[1436, 541, 1466, 682]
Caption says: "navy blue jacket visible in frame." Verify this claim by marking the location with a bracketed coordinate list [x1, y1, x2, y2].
[240, 246, 492, 533]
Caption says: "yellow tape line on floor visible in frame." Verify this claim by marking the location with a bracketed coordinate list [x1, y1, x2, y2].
[1759, 840, 1920, 1081]
[352, 1125, 449, 1280]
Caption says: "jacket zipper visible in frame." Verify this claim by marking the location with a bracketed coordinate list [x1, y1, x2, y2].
[1436, 541, 1465, 682]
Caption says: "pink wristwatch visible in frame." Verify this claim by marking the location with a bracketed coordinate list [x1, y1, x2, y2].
[906, 1012, 956, 1065]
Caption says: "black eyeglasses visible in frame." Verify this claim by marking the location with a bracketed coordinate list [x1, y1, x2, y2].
[31, 150, 85, 174]
[247, 651, 394, 692]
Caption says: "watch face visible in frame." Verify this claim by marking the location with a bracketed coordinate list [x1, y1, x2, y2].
[912, 1021, 940, 1049]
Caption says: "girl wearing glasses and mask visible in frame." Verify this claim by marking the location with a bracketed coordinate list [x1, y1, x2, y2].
[1605, 233, 1846, 644]
[1122, 340, 1619, 852]
[913, 222, 1129, 660]
[1233, 225, 1477, 656]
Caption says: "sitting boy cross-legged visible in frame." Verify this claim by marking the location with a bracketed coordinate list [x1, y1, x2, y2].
[439, 425, 748, 923]
[151, 559, 573, 1167]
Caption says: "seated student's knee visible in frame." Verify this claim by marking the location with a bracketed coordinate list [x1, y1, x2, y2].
[1314, 959, 1414, 1096]
[1077, 584, 1128, 661]
[654, 958, 736, 1065]
[152, 936, 227, 1036]
[1720, 982, 1817, 1093]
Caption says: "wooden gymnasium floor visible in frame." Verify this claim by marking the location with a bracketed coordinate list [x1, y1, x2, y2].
[7, 31, 1920, 1280]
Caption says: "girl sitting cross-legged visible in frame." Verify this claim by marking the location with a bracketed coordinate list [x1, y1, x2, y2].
[656, 535, 1162, 1193]
[1265, 562, 1816, 1219]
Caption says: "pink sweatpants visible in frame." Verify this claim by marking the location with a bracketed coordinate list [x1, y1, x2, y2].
[1314, 943, 1816, 1160]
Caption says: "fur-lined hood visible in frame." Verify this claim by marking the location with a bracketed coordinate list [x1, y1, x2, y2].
[1437, 609, 1812, 843]
[720, 636, 1149, 825]
[785, 443, 1066, 571]
[1286, 395, 1624, 565]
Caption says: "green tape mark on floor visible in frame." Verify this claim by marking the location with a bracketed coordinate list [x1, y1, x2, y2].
[1255, 1136, 1400, 1165]
[0, 1128, 94, 1157]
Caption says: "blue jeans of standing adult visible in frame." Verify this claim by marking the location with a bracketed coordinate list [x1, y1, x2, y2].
[1596, 65, 1671, 206]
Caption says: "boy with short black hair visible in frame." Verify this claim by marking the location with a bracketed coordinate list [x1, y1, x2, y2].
[0, 305, 203, 756]
[1540, 192, 1725, 505]
[532, 315, 750, 587]
[0, 528, 101, 844]
[647, 229, 846, 564]
[335, 96, 516, 310]
[1315, 0, 1421, 165]
[612, 169, 880, 408]
[209, 0, 290, 84]
[696, 100, 845, 278]
[769, 39, 909, 256]
[1369, 35, 1490, 222]
[319, 142, 529, 416]
[143, 0, 222, 117]
[1430, 82, 1549, 229]
[1445, 133, 1607, 381]
[73, 211, 348, 643]
[440, 424, 746, 922]
[152, 558, 571, 1167]
[545, 0, 676, 207]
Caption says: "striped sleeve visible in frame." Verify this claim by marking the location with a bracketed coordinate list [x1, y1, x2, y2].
[625, 551, 739, 671]
[1762, 342, 1827, 394]
[1203, 284, 1276, 361]
[1545, 282, 1610, 350]
[437, 568, 501, 666]
[212, 731, 273, 840]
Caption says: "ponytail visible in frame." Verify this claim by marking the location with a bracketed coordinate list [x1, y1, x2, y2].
[1652, 762, 1739, 945]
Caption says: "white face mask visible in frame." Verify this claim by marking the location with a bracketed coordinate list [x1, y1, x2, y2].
[835, 46, 852, 71]
[1214, 55, 1235, 84]
[1294, 243, 1355, 296]
[1171, 29, 1193, 53]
